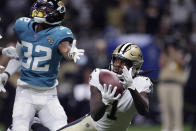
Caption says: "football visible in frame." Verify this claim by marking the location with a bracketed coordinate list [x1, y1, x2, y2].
[99, 70, 124, 96]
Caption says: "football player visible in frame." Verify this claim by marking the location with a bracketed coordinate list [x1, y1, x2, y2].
[26, 43, 153, 131]
[0, 0, 84, 131]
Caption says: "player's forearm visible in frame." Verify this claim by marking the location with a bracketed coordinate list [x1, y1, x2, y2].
[90, 86, 107, 121]
[128, 89, 149, 115]
[58, 41, 71, 59]
[90, 100, 107, 121]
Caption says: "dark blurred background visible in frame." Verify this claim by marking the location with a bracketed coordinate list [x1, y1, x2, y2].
[0, 0, 196, 131]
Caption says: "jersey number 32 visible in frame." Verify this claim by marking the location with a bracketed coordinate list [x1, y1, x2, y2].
[22, 41, 52, 72]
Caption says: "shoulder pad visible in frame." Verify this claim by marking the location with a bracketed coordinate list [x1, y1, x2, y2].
[14, 17, 32, 34]
[89, 68, 100, 80]
[133, 76, 153, 93]
[89, 68, 103, 91]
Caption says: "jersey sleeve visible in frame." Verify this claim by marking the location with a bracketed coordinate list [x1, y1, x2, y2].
[16, 41, 22, 59]
[14, 17, 33, 40]
[133, 76, 153, 93]
[89, 68, 103, 91]
[5, 59, 21, 76]
[61, 27, 74, 39]
[56, 26, 74, 46]
[14, 18, 24, 34]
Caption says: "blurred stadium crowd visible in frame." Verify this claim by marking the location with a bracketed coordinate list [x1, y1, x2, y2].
[0, 0, 196, 130]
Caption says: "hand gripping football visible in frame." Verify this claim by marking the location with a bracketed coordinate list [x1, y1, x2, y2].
[99, 71, 124, 96]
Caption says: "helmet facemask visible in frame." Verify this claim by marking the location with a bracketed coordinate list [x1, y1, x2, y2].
[31, 0, 66, 25]
[110, 55, 133, 74]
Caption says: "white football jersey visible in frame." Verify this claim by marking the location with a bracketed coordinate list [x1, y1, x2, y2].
[89, 68, 152, 131]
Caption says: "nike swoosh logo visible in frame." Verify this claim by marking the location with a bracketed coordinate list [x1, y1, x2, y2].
[67, 32, 71, 34]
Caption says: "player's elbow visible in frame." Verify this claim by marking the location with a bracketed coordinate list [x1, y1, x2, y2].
[90, 112, 100, 121]
[90, 108, 105, 121]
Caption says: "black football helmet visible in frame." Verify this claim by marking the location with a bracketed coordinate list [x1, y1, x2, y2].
[110, 42, 143, 75]
[31, 0, 66, 25]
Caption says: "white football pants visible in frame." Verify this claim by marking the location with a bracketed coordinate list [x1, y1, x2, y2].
[12, 86, 67, 131]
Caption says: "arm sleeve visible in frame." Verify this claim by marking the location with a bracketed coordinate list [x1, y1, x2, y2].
[16, 41, 22, 59]
[4, 41, 22, 76]
[5, 59, 21, 76]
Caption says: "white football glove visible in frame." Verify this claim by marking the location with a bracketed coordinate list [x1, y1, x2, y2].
[69, 39, 85, 63]
[0, 73, 9, 92]
[2, 46, 19, 59]
[101, 84, 121, 105]
[118, 66, 135, 90]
